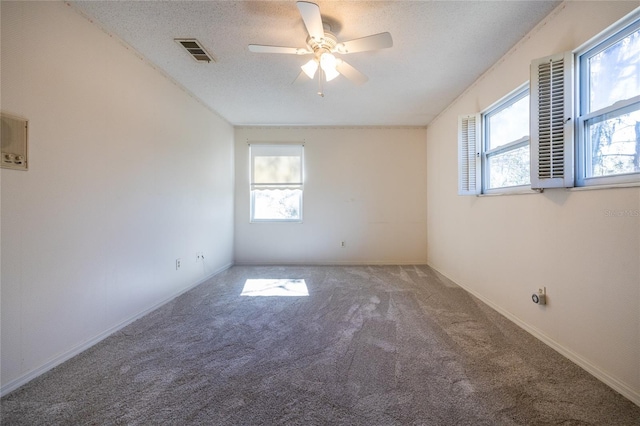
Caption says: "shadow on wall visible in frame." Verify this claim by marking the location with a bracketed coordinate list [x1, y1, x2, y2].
[542, 188, 571, 206]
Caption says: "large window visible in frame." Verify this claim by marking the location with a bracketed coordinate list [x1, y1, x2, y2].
[483, 87, 530, 191]
[459, 9, 640, 194]
[526, 11, 639, 190]
[250, 144, 304, 222]
[577, 18, 640, 186]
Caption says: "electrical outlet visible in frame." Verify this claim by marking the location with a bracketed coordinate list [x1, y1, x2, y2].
[176, 258, 181, 270]
[196, 252, 204, 262]
[341, 241, 346, 248]
[532, 287, 546, 305]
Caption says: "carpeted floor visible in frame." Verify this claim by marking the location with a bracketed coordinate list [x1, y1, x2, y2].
[2, 265, 639, 425]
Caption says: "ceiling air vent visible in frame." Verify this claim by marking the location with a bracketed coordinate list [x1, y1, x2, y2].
[175, 38, 214, 63]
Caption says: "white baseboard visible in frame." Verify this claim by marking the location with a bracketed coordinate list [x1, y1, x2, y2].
[0, 263, 232, 397]
[233, 260, 429, 266]
[438, 268, 640, 408]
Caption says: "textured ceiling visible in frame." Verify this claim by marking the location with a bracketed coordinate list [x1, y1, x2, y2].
[69, 0, 561, 126]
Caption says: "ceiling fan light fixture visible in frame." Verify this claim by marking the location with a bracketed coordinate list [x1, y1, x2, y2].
[320, 52, 339, 81]
[301, 59, 319, 79]
[320, 52, 336, 71]
[324, 66, 340, 82]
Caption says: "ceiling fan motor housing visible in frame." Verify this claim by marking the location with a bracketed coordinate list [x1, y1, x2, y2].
[307, 31, 338, 58]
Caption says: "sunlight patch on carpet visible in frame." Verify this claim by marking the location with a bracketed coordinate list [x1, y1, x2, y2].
[241, 279, 309, 297]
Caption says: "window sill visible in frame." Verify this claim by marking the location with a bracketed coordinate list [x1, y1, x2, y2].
[567, 182, 640, 192]
[477, 188, 542, 197]
[250, 220, 304, 224]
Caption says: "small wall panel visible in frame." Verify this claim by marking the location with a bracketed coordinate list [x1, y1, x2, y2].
[1, 113, 28, 171]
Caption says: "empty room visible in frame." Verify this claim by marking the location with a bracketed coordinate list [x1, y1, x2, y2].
[1, 1, 639, 424]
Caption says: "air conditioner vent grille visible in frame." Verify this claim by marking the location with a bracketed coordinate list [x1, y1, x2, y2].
[175, 38, 214, 63]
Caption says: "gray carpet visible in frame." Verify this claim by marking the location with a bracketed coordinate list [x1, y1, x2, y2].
[2, 265, 639, 425]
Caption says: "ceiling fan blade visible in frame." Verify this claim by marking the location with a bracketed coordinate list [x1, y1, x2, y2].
[249, 45, 311, 55]
[335, 32, 393, 54]
[297, 1, 325, 41]
[336, 59, 368, 85]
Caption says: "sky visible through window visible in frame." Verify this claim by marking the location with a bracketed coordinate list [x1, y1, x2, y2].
[487, 95, 529, 150]
[589, 28, 640, 112]
[252, 189, 301, 221]
[486, 93, 530, 188]
[587, 27, 640, 177]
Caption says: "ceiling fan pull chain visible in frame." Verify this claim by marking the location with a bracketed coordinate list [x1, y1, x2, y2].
[317, 68, 324, 97]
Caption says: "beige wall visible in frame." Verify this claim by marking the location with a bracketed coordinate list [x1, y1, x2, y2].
[1, 1, 234, 393]
[234, 126, 428, 265]
[427, 1, 640, 404]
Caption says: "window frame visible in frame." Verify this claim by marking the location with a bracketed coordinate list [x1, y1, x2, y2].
[575, 15, 640, 187]
[481, 84, 532, 194]
[249, 143, 304, 223]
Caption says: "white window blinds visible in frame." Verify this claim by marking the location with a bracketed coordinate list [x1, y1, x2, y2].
[458, 114, 481, 195]
[250, 144, 303, 189]
[530, 52, 574, 189]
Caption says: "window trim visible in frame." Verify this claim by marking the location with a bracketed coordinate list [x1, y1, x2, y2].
[574, 13, 640, 187]
[481, 84, 532, 194]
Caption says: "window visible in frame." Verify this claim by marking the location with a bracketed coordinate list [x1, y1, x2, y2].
[483, 87, 530, 191]
[457, 87, 530, 195]
[530, 11, 639, 189]
[250, 144, 303, 222]
[576, 18, 640, 186]
[460, 9, 640, 194]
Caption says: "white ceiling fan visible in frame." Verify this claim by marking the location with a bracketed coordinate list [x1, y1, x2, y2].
[248, 1, 393, 96]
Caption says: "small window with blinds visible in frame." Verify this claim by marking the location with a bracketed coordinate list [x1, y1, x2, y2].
[575, 16, 640, 186]
[250, 144, 304, 222]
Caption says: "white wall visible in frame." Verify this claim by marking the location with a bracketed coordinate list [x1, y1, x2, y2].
[426, 1, 640, 405]
[234, 127, 427, 265]
[1, 1, 234, 393]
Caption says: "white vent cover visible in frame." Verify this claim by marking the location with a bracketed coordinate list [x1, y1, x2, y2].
[175, 39, 214, 63]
